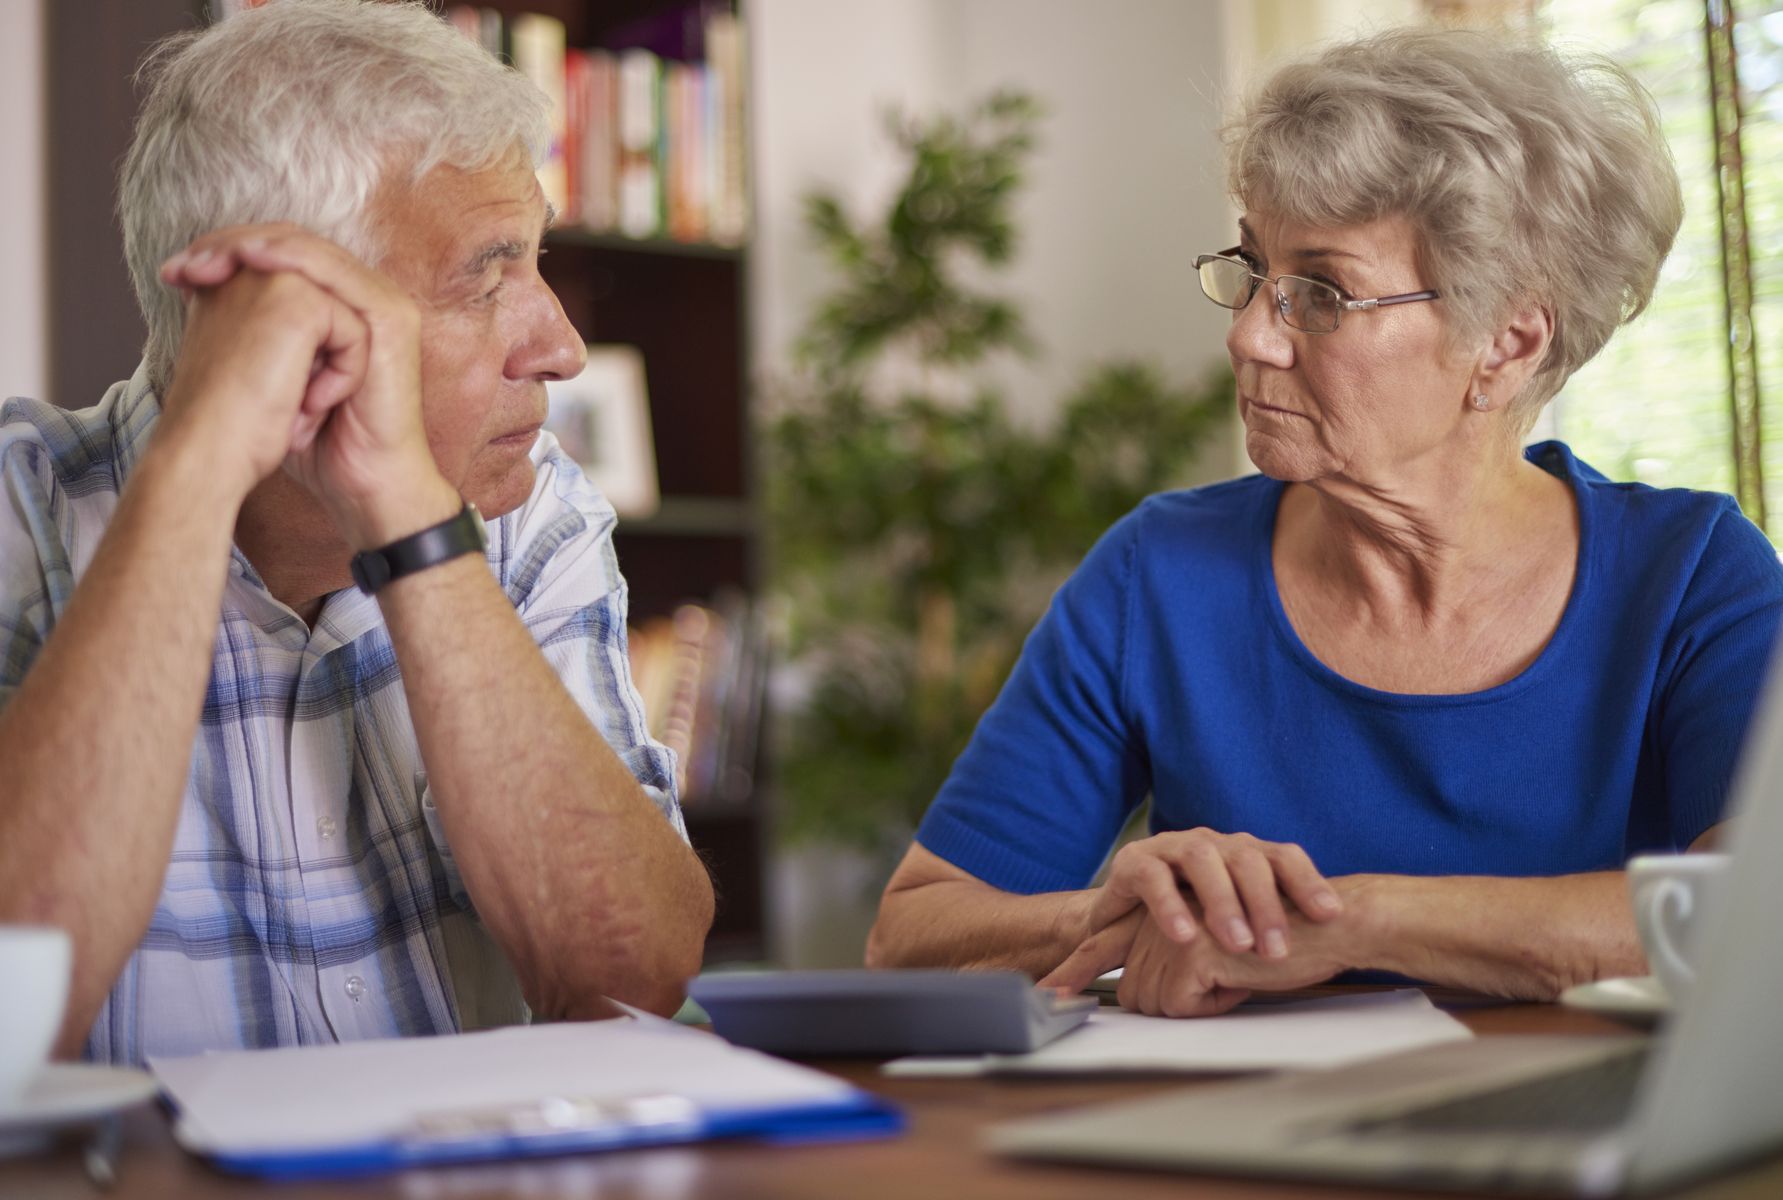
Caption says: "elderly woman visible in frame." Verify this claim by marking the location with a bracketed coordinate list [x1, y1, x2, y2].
[866, 28, 1783, 1015]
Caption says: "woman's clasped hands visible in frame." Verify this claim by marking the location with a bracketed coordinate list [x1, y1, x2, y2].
[1039, 828, 1360, 1017]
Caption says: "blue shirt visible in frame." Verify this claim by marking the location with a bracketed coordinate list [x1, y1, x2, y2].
[917, 443, 1783, 894]
[0, 367, 685, 1064]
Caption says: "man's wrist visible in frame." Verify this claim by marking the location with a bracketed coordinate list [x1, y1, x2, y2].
[140, 421, 257, 514]
[340, 472, 463, 551]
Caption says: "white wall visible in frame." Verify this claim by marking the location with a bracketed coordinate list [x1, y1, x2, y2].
[749, 0, 1236, 432]
[749, 0, 951, 389]
[940, 0, 1235, 420]
[0, 0, 45, 403]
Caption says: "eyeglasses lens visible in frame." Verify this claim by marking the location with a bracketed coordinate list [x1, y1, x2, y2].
[1278, 277, 1340, 333]
[1197, 257, 1254, 309]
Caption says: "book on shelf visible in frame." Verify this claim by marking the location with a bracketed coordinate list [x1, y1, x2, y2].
[629, 593, 764, 808]
[665, 62, 708, 243]
[617, 48, 664, 239]
[445, 5, 507, 61]
[704, 10, 749, 246]
[446, 4, 749, 247]
[601, 0, 731, 61]
[509, 13, 569, 216]
[564, 49, 619, 232]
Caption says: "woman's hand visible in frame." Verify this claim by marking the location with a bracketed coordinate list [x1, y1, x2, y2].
[1041, 891, 1360, 1016]
[1082, 828, 1343, 960]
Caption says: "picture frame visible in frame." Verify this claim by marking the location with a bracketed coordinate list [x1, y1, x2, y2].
[544, 345, 661, 519]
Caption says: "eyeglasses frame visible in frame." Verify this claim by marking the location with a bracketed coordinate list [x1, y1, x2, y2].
[1195, 246, 1440, 334]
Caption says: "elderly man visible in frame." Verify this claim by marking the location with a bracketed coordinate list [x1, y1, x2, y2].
[0, 0, 713, 1064]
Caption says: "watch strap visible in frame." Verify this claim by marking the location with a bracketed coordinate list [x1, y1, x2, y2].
[351, 502, 487, 595]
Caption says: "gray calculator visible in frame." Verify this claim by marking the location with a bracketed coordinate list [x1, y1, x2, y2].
[688, 969, 1096, 1057]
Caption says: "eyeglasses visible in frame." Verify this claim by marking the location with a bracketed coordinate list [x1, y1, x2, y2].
[1193, 247, 1439, 334]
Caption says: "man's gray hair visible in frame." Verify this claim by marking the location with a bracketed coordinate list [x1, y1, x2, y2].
[1224, 27, 1683, 425]
[120, 0, 550, 393]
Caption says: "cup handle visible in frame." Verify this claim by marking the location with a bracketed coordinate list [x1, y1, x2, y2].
[1641, 877, 1697, 990]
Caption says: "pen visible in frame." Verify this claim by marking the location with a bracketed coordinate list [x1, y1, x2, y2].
[82, 1114, 120, 1191]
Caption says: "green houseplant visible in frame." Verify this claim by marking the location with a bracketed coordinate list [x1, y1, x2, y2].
[766, 91, 1232, 857]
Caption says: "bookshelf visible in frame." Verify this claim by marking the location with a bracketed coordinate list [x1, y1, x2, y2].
[509, 0, 769, 965]
[46, 0, 771, 966]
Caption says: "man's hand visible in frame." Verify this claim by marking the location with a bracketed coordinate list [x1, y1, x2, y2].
[162, 224, 459, 548]
[1041, 889, 1362, 1017]
[1082, 829, 1344, 961]
[157, 267, 370, 506]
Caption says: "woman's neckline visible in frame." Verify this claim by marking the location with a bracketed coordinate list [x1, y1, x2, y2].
[1255, 444, 1592, 707]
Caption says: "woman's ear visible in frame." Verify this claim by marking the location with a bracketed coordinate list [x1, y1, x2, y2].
[1473, 300, 1555, 407]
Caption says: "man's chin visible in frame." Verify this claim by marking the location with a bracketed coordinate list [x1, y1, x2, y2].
[463, 457, 539, 522]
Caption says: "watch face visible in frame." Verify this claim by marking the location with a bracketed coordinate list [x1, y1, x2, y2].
[351, 550, 392, 595]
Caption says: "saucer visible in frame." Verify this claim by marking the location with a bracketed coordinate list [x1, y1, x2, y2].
[0, 1064, 157, 1139]
[1559, 975, 1670, 1026]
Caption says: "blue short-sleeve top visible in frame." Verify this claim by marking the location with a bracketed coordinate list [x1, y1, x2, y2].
[916, 442, 1783, 893]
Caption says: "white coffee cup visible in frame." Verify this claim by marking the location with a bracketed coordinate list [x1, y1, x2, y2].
[0, 926, 72, 1111]
[1627, 853, 1731, 1003]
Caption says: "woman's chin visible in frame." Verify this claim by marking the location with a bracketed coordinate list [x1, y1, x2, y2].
[1244, 429, 1323, 482]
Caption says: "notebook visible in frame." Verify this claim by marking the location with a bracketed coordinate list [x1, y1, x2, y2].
[885, 989, 1471, 1077]
[149, 1011, 902, 1179]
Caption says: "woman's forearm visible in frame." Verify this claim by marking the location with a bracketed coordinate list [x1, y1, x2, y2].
[1343, 871, 1645, 999]
[866, 877, 1096, 979]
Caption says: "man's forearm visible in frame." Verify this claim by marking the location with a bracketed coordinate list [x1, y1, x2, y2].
[374, 549, 714, 1018]
[867, 878, 1095, 979]
[0, 433, 242, 1055]
[1341, 872, 1645, 999]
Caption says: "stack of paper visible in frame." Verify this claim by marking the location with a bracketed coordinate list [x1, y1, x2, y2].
[883, 989, 1471, 1077]
[151, 1015, 900, 1179]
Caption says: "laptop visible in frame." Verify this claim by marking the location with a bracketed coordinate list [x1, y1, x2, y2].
[988, 644, 1783, 1195]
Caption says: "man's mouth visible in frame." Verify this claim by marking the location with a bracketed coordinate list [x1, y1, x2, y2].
[490, 423, 543, 447]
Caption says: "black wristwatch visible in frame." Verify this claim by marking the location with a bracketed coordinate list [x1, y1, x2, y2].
[350, 501, 487, 595]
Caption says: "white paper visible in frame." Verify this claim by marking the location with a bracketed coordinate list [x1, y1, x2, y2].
[883, 989, 1471, 1078]
[151, 1016, 858, 1156]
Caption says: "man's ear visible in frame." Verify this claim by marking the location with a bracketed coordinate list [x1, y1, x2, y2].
[1473, 300, 1555, 408]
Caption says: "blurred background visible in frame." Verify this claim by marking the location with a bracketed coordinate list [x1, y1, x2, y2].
[0, 0, 1777, 968]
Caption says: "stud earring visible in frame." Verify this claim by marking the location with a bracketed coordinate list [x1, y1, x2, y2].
[1472, 393, 1490, 411]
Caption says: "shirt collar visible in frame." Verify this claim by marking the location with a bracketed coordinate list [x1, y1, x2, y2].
[107, 360, 164, 491]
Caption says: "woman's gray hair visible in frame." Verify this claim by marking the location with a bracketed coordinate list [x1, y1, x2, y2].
[1224, 27, 1683, 422]
[120, 0, 549, 393]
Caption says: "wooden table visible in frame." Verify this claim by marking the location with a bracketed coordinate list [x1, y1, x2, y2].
[6, 992, 1782, 1200]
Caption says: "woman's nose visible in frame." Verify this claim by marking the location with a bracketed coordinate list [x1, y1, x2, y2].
[1226, 283, 1294, 370]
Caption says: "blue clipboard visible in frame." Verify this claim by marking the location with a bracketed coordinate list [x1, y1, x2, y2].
[149, 1016, 905, 1181]
[190, 1090, 905, 1180]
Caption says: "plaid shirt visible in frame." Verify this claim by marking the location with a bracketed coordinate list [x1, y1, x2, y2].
[0, 366, 684, 1066]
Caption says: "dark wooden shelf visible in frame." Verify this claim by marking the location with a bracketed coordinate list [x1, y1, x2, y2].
[681, 797, 762, 822]
[702, 929, 770, 966]
[618, 496, 757, 538]
[548, 227, 745, 261]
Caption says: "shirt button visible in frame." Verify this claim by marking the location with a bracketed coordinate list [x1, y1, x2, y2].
[344, 975, 366, 1002]
[229, 558, 245, 577]
[316, 815, 337, 840]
